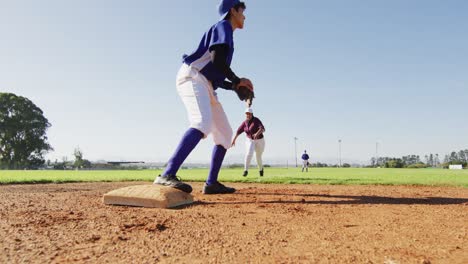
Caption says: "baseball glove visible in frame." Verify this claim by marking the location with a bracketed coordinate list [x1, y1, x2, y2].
[235, 86, 255, 106]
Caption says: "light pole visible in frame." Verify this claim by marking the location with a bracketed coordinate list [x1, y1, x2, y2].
[375, 141, 379, 167]
[294, 137, 298, 167]
[338, 139, 342, 167]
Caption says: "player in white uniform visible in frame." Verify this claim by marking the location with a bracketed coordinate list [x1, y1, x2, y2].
[154, 0, 253, 194]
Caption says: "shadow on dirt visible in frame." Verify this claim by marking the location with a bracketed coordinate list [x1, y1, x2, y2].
[195, 192, 468, 206]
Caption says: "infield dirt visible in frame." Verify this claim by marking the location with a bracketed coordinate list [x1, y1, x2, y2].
[1, 182, 467, 263]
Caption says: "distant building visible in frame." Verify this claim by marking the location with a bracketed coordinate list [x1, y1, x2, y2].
[449, 164, 463, 170]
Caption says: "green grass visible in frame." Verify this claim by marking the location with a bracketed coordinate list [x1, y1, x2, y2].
[1, 168, 467, 187]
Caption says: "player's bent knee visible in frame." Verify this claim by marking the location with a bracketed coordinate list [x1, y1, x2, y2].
[190, 125, 210, 138]
[191, 120, 212, 137]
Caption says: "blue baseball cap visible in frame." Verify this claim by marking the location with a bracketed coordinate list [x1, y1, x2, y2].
[218, 0, 241, 20]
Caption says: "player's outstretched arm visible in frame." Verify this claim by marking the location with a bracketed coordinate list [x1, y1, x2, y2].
[231, 134, 239, 147]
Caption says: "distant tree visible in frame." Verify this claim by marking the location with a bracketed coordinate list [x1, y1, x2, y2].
[464, 150, 468, 167]
[82, 159, 92, 168]
[371, 157, 385, 167]
[73, 147, 91, 169]
[311, 162, 328, 167]
[384, 158, 404, 168]
[53, 156, 69, 170]
[342, 163, 351, 168]
[0, 93, 52, 169]
[458, 150, 467, 165]
[62, 156, 69, 169]
[438, 149, 468, 168]
[443, 154, 449, 164]
[227, 163, 244, 168]
[371, 155, 430, 168]
[402, 155, 421, 166]
[406, 162, 427, 169]
[449, 151, 458, 164]
[73, 147, 83, 168]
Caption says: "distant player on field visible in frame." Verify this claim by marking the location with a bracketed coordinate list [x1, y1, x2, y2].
[154, 0, 253, 194]
[302, 150, 310, 172]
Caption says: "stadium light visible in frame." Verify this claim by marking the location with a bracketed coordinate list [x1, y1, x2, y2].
[294, 137, 298, 167]
[338, 139, 342, 167]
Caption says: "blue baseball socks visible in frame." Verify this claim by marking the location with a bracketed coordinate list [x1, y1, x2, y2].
[206, 145, 227, 185]
[161, 128, 203, 177]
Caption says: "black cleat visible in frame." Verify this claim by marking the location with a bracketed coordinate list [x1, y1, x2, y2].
[259, 170, 264, 177]
[203, 182, 236, 194]
[154, 175, 192, 193]
[242, 171, 248, 177]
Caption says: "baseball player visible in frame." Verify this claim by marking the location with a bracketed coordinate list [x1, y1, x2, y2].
[154, 0, 253, 194]
[231, 108, 266, 177]
[301, 150, 310, 172]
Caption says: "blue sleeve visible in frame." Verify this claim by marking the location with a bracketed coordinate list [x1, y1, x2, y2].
[209, 21, 233, 48]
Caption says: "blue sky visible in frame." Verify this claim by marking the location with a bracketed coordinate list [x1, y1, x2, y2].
[2, 0, 467, 165]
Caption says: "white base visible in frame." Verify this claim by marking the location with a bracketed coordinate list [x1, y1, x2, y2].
[103, 185, 194, 208]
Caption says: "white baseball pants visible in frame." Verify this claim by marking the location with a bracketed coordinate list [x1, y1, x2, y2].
[244, 137, 265, 171]
[302, 160, 309, 171]
[176, 64, 233, 149]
